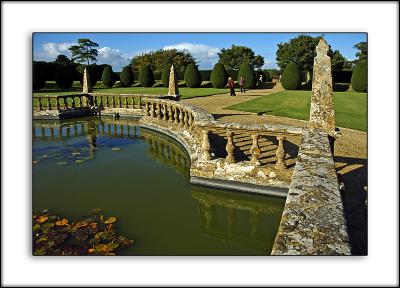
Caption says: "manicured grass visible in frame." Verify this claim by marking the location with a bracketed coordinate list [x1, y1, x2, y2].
[33, 81, 226, 99]
[226, 90, 367, 131]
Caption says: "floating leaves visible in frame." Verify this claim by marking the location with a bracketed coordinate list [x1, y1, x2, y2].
[111, 147, 121, 151]
[33, 209, 134, 256]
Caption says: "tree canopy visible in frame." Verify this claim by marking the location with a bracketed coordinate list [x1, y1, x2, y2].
[331, 50, 352, 71]
[354, 42, 367, 61]
[218, 45, 264, 70]
[68, 38, 99, 65]
[276, 35, 334, 72]
[129, 49, 195, 73]
[54, 54, 72, 65]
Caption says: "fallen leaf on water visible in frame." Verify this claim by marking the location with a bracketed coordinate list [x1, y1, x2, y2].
[72, 152, 81, 155]
[104, 217, 117, 224]
[75, 159, 85, 163]
[42, 155, 48, 158]
[37, 215, 48, 223]
[55, 219, 69, 226]
[75, 221, 88, 228]
[111, 147, 120, 151]
[57, 161, 68, 166]
[89, 222, 97, 229]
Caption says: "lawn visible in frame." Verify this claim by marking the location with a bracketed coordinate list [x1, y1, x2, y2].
[226, 90, 367, 132]
[33, 81, 226, 99]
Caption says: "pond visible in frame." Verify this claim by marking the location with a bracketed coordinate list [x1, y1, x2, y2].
[33, 117, 286, 255]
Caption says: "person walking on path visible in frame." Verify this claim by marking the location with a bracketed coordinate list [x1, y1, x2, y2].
[239, 76, 246, 93]
[227, 77, 236, 96]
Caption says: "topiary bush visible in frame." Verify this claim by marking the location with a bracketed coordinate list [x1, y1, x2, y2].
[351, 61, 367, 92]
[161, 67, 170, 87]
[55, 65, 74, 89]
[138, 65, 155, 87]
[101, 66, 116, 88]
[184, 63, 202, 88]
[237, 63, 256, 89]
[281, 62, 301, 90]
[33, 62, 46, 90]
[120, 66, 134, 87]
[210, 63, 228, 88]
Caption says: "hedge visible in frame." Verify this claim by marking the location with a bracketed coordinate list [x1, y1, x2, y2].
[281, 62, 301, 90]
[101, 66, 116, 88]
[33, 62, 46, 90]
[210, 63, 228, 88]
[237, 63, 256, 89]
[138, 65, 155, 87]
[184, 63, 202, 88]
[120, 66, 134, 87]
[161, 67, 170, 87]
[55, 65, 74, 89]
[351, 61, 367, 92]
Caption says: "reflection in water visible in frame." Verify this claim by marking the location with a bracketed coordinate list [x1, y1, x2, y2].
[33, 117, 285, 255]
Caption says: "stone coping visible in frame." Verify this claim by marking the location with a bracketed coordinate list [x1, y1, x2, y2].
[271, 129, 350, 255]
[33, 93, 88, 98]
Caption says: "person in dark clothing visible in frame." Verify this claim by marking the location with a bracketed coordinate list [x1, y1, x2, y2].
[227, 77, 236, 96]
[239, 76, 246, 93]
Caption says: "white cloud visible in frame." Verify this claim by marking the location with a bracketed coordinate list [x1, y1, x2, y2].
[97, 47, 130, 71]
[163, 43, 220, 69]
[34, 42, 131, 71]
[34, 42, 76, 61]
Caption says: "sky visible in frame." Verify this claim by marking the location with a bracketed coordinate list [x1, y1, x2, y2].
[33, 32, 367, 71]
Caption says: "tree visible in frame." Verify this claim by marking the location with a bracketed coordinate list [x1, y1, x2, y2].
[218, 45, 265, 70]
[120, 66, 134, 87]
[184, 63, 202, 88]
[331, 50, 348, 71]
[68, 38, 99, 65]
[161, 67, 170, 87]
[101, 66, 116, 88]
[54, 54, 72, 65]
[130, 49, 195, 73]
[276, 35, 335, 73]
[281, 62, 301, 90]
[237, 63, 256, 89]
[210, 63, 228, 88]
[354, 42, 367, 61]
[138, 65, 155, 87]
[55, 65, 74, 89]
[351, 61, 367, 92]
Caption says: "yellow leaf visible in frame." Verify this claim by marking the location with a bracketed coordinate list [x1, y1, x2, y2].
[37, 215, 48, 223]
[55, 219, 69, 226]
[104, 217, 117, 224]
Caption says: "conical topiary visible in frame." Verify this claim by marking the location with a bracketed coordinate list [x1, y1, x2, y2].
[281, 62, 302, 90]
[55, 65, 74, 89]
[351, 61, 367, 92]
[161, 67, 170, 87]
[138, 65, 155, 87]
[184, 63, 202, 88]
[210, 63, 228, 88]
[120, 66, 134, 87]
[237, 63, 256, 89]
[101, 66, 116, 88]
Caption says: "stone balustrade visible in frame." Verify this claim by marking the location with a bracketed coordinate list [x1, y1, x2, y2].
[33, 94, 93, 111]
[89, 93, 148, 110]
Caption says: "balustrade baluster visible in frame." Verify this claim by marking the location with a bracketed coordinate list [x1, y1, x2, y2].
[157, 103, 162, 120]
[168, 105, 173, 123]
[225, 131, 236, 163]
[183, 110, 189, 129]
[47, 98, 52, 110]
[132, 97, 135, 109]
[118, 96, 122, 108]
[201, 129, 212, 160]
[149, 102, 155, 117]
[112, 96, 116, 108]
[105, 96, 109, 107]
[178, 108, 184, 127]
[56, 98, 60, 110]
[173, 107, 179, 125]
[275, 136, 287, 169]
[63, 97, 68, 110]
[124, 97, 128, 108]
[144, 101, 149, 116]
[71, 97, 76, 109]
[138, 97, 142, 108]
[99, 96, 103, 108]
[38, 98, 43, 111]
[250, 133, 261, 165]
[162, 104, 167, 121]
[187, 113, 193, 130]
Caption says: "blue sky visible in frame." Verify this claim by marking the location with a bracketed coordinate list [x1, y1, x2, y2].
[33, 32, 367, 71]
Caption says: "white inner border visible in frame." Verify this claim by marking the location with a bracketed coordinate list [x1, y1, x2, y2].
[1, 2, 399, 286]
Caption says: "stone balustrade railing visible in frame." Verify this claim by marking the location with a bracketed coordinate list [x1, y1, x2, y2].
[33, 94, 93, 111]
[141, 97, 302, 172]
[89, 93, 154, 110]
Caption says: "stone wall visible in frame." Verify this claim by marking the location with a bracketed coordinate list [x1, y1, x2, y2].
[271, 130, 350, 255]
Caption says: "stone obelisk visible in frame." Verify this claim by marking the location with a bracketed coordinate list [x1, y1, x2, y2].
[82, 67, 93, 93]
[168, 65, 180, 99]
[309, 39, 335, 134]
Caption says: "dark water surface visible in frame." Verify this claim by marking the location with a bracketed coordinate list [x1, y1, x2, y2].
[33, 117, 285, 255]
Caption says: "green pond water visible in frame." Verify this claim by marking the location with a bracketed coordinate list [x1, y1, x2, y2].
[33, 117, 286, 255]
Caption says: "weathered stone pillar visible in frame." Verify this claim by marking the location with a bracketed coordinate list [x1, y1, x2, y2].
[183, 110, 188, 129]
[250, 133, 261, 165]
[309, 39, 336, 134]
[82, 67, 93, 93]
[225, 131, 236, 163]
[178, 108, 184, 127]
[144, 101, 150, 116]
[168, 65, 180, 99]
[173, 107, 179, 125]
[275, 136, 286, 170]
[157, 103, 162, 120]
[201, 129, 212, 160]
